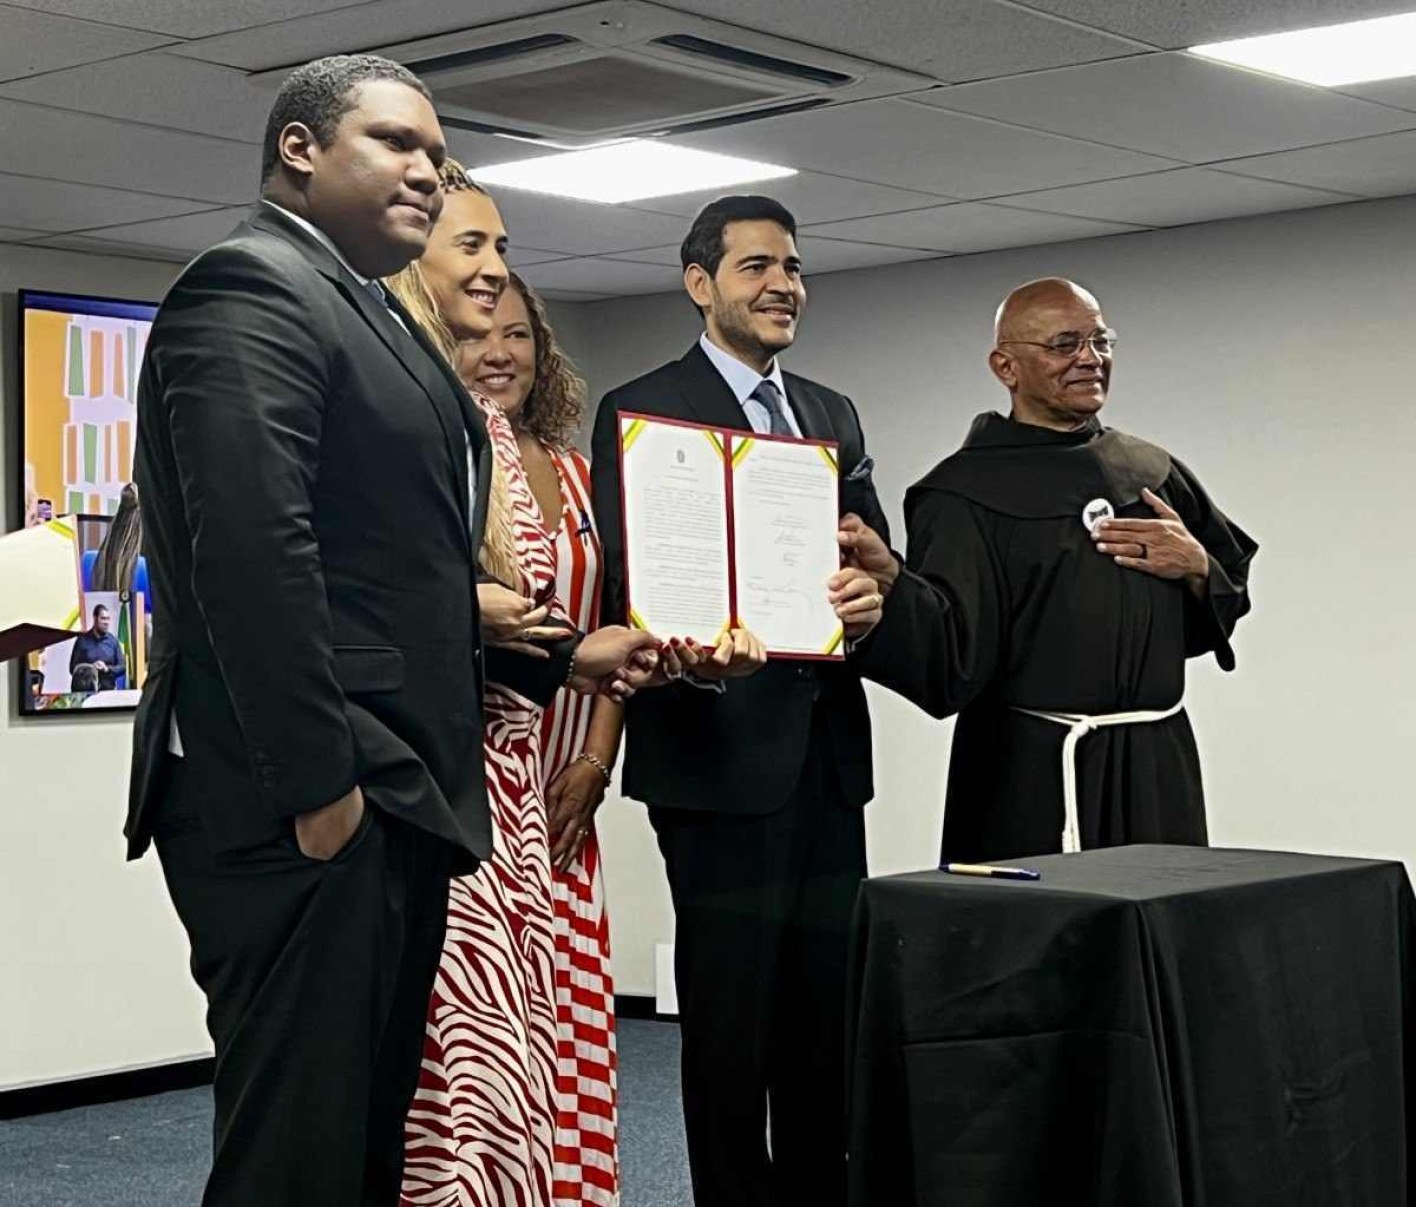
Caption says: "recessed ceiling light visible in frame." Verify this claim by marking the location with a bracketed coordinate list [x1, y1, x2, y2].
[1191, 11, 1416, 86]
[472, 139, 796, 204]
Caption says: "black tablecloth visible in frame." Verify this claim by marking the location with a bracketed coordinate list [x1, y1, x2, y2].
[846, 845, 1416, 1206]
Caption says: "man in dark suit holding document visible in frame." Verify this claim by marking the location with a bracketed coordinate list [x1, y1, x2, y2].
[590, 195, 893, 1206]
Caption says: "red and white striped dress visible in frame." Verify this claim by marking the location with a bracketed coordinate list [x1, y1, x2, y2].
[539, 447, 619, 1207]
[401, 397, 562, 1207]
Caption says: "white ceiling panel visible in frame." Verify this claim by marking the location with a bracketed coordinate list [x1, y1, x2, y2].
[489, 190, 693, 256]
[1337, 77, 1416, 113]
[668, 0, 1145, 81]
[171, 0, 571, 70]
[605, 238, 945, 276]
[625, 171, 948, 225]
[678, 99, 1178, 199]
[507, 247, 573, 267]
[803, 203, 1143, 253]
[605, 245, 679, 267]
[0, 101, 257, 204]
[793, 236, 944, 275]
[0, 52, 271, 143]
[519, 257, 684, 296]
[27, 233, 192, 263]
[1219, 131, 1416, 199]
[0, 6, 171, 83]
[1018, 0, 1416, 50]
[0, 171, 209, 231]
[924, 53, 1416, 164]
[1006, 167, 1354, 226]
[1, 0, 364, 39]
[62, 205, 251, 251]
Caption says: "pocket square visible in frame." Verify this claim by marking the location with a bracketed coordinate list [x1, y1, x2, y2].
[845, 455, 875, 483]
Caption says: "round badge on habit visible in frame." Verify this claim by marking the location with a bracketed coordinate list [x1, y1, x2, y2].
[1082, 498, 1114, 532]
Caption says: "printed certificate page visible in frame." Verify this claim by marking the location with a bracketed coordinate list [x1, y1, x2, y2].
[730, 434, 843, 659]
[619, 415, 731, 644]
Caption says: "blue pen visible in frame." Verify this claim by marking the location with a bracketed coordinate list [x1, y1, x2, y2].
[577, 508, 592, 542]
[940, 862, 1041, 881]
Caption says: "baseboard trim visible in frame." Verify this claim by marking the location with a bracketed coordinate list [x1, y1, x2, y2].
[1, 996, 674, 1118]
[614, 993, 677, 1022]
[0, 1057, 214, 1120]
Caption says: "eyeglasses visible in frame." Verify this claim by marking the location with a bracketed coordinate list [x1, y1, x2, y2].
[998, 330, 1118, 358]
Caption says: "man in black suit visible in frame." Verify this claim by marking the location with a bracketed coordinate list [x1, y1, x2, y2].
[590, 196, 892, 1206]
[127, 55, 654, 1206]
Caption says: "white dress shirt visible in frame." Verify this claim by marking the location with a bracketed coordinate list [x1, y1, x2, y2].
[698, 333, 802, 438]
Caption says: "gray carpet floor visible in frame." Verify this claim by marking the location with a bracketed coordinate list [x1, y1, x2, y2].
[0, 1018, 690, 1206]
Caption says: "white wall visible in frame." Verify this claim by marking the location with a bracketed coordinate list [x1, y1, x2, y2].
[0, 243, 208, 1091]
[572, 194, 1416, 995]
[6, 192, 1415, 1084]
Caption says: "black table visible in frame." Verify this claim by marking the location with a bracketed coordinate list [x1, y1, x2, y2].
[847, 845, 1416, 1206]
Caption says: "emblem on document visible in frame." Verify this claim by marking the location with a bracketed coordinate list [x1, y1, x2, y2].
[1082, 498, 1114, 532]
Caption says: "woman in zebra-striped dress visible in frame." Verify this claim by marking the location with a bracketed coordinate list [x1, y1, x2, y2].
[384, 170, 627, 1206]
[461, 274, 625, 1207]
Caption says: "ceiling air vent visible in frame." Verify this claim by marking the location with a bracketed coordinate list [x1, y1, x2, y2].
[244, 1, 934, 148]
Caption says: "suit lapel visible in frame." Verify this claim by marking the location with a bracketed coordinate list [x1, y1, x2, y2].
[250, 206, 477, 544]
[675, 343, 752, 431]
[782, 372, 833, 442]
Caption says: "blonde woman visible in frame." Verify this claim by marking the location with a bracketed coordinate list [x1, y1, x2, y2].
[386, 163, 653, 1206]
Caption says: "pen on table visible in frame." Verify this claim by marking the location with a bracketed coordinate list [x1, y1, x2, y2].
[940, 862, 1041, 881]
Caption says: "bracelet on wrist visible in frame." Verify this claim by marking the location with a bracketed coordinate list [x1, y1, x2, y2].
[575, 751, 612, 785]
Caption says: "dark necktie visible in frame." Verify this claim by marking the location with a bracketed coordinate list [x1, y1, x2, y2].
[750, 379, 792, 437]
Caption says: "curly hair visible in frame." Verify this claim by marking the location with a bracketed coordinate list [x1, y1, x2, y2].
[501, 272, 587, 451]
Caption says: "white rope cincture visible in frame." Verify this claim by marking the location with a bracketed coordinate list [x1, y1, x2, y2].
[1012, 700, 1186, 853]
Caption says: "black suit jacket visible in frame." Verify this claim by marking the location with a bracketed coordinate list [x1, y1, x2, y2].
[126, 204, 570, 866]
[589, 342, 891, 815]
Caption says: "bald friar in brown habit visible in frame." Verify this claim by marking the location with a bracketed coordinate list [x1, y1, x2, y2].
[854, 278, 1257, 861]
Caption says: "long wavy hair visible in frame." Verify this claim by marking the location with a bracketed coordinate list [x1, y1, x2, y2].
[92, 482, 142, 595]
[384, 160, 519, 587]
[498, 271, 587, 452]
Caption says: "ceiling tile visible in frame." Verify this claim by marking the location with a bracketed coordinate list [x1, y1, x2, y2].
[1017, 0, 1416, 51]
[61, 205, 249, 251]
[0, 52, 270, 142]
[172, 0, 571, 70]
[803, 203, 1142, 252]
[625, 171, 948, 225]
[667, 0, 1145, 80]
[793, 237, 945, 275]
[489, 191, 693, 257]
[1004, 167, 1353, 226]
[606, 237, 945, 277]
[2, 0, 366, 40]
[27, 233, 192, 262]
[924, 52, 1416, 164]
[1337, 78, 1416, 113]
[1218, 131, 1416, 199]
[0, 6, 170, 83]
[0, 171, 210, 231]
[0, 100, 257, 204]
[677, 99, 1178, 199]
[507, 247, 573, 267]
[519, 258, 684, 296]
[606, 245, 681, 267]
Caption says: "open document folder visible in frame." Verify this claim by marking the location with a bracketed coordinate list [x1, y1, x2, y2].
[618, 412, 844, 660]
[0, 518, 84, 661]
